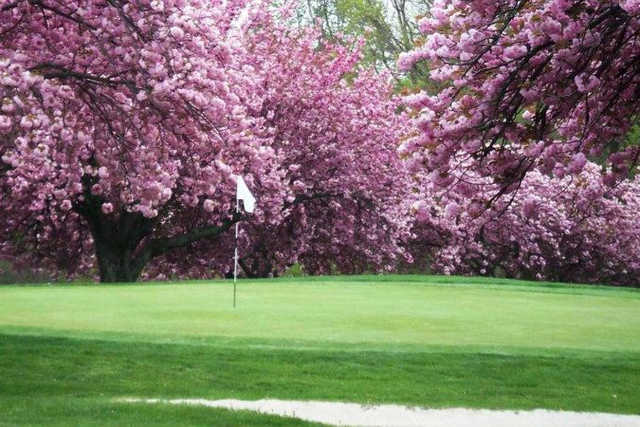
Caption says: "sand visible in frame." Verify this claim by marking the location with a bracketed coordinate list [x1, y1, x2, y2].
[119, 397, 640, 426]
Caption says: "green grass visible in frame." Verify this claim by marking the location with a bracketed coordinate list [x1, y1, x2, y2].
[1, 396, 322, 426]
[1, 275, 639, 425]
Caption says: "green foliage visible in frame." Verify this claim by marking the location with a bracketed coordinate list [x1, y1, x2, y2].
[625, 123, 640, 176]
[281, 263, 306, 277]
[590, 122, 640, 176]
[333, 0, 394, 65]
[0, 260, 51, 285]
[298, 0, 435, 90]
[626, 123, 640, 147]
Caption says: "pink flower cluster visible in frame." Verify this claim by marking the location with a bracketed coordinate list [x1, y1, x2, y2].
[0, 0, 410, 281]
[400, 0, 640, 191]
[0, 0, 291, 280]
[409, 162, 640, 286]
[146, 11, 412, 278]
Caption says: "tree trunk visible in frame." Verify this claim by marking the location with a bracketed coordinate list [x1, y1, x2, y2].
[88, 213, 153, 283]
[238, 256, 278, 278]
[85, 208, 240, 283]
[94, 238, 146, 282]
[75, 176, 242, 283]
[76, 192, 154, 283]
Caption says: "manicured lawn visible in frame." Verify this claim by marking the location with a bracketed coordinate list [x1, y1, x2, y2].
[1, 275, 639, 425]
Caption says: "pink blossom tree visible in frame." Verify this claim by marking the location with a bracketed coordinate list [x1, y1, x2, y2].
[236, 17, 412, 277]
[144, 12, 413, 279]
[399, 0, 640, 195]
[409, 162, 640, 286]
[395, 0, 640, 285]
[0, 1, 412, 282]
[0, 0, 287, 282]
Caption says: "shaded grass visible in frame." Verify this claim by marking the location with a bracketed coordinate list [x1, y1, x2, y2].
[7, 273, 640, 294]
[0, 397, 323, 426]
[1, 334, 639, 415]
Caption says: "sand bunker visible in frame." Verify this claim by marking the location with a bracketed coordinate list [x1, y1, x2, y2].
[120, 397, 640, 426]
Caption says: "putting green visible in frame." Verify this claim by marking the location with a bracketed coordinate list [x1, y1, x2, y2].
[1, 276, 638, 353]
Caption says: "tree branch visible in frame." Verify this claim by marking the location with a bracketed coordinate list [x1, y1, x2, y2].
[1, 1, 20, 11]
[147, 212, 245, 259]
[27, 0, 98, 30]
[29, 63, 138, 89]
[283, 192, 340, 208]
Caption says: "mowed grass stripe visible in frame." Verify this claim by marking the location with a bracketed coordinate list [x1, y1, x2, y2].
[0, 277, 639, 353]
[1, 333, 639, 414]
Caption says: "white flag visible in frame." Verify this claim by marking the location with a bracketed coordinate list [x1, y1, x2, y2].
[235, 175, 256, 213]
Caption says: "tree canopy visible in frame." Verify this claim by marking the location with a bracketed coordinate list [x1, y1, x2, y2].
[0, 0, 409, 282]
[399, 0, 640, 197]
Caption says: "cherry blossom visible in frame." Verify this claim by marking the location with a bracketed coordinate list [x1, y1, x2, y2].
[408, 163, 640, 286]
[0, 0, 411, 282]
[0, 0, 285, 282]
[400, 0, 640, 194]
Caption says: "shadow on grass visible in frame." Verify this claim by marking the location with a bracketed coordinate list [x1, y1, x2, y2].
[1, 333, 638, 417]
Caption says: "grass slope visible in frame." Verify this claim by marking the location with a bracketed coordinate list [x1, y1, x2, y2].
[1, 275, 639, 425]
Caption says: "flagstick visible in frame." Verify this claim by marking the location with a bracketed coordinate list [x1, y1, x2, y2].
[233, 175, 256, 308]
[233, 198, 239, 308]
